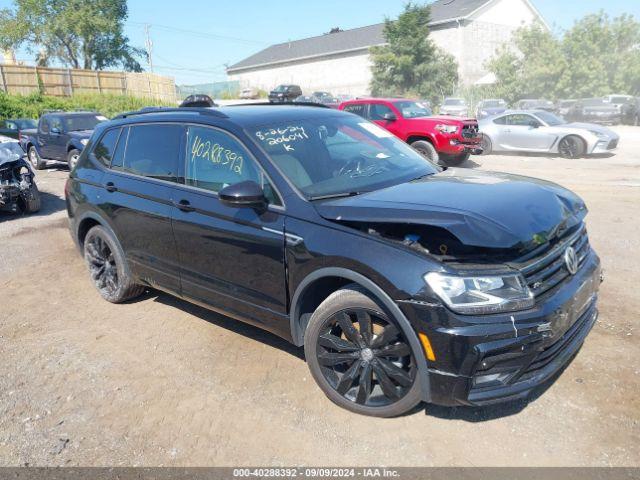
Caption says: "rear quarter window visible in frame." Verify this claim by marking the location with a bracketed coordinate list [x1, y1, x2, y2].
[343, 104, 368, 118]
[91, 128, 121, 167]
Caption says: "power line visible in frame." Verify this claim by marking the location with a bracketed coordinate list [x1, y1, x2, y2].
[127, 21, 269, 46]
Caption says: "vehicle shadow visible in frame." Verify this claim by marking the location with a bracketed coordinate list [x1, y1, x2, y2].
[145, 289, 306, 360]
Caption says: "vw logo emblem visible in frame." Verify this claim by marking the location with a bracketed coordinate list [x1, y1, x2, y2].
[564, 247, 579, 275]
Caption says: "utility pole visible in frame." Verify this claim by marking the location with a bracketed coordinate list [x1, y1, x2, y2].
[144, 24, 154, 73]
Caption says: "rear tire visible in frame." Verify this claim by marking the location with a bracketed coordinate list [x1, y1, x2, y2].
[28, 146, 46, 170]
[558, 135, 586, 159]
[67, 149, 80, 171]
[480, 134, 493, 155]
[304, 284, 422, 417]
[410, 140, 440, 165]
[83, 225, 145, 303]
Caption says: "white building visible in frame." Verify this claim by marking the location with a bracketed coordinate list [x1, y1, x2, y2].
[227, 0, 548, 96]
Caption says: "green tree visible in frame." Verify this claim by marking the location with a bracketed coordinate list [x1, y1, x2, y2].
[370, 2, 458, 105]
[0, 0, 144, 72]
[487, 11, 640, 102]
[486, 24, 566, 104]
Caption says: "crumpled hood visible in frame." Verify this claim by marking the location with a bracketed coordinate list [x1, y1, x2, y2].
[315, 168, 587, 251]
[68, 130, 94, 140]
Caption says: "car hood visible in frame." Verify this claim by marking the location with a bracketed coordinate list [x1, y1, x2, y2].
[562, 123, 618, 137]
[441, 105, 468, 112]
[408, 115, 475, 124]
[314, 168, 587, 251]
[67, 130, 94, 139]
[583, 105, 618, 113]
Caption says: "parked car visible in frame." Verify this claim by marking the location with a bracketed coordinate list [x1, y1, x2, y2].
[620, 97, 640, 126]
[478, 110, 619, 158]
[20, 111, 108, 170]
[180, 94, 217, 108]
[268, 84, 302, 103]
[294, 95, 316, 103]
[603, 94, 633, 115]
[340, 98, 482, 165]
[0, 118, 37, 140]
[514, 99, 555, 111]
[239, 88, 259, 100]
[439, 97, 469, 117]
[556, 99, 577, 117]
[66, 104, 602, 417]
[0, 135, 40, 214]
[565, 98, 621, 125]
[475, 99, 507, 119]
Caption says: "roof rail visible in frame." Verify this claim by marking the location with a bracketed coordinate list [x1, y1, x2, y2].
[226, 102, 330, 109]
[114, 107, 229, 120]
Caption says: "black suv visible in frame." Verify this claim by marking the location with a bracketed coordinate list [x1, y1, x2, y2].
[66, 105, 602, 417]
[268, 84, 302, 103]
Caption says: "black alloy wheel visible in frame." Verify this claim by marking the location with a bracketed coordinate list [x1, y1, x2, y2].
[317, 309, 416, 407]
[85, 234, 119, 297]
[558, 135, 586, 159]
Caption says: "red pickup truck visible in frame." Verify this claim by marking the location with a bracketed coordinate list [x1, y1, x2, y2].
[339, 98, 483, 165]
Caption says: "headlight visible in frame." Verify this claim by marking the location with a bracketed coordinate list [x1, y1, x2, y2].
[435, 124, 458, 134]
[424, 272, 534, 315]
[589, 130, 608, 139]
[80, 139, 89, 146]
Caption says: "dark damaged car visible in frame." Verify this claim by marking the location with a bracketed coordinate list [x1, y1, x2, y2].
[66, 105, 602, 417]
[0, 136, 40, 214]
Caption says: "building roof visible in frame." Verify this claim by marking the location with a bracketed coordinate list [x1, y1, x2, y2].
[228, 0, 494, 72]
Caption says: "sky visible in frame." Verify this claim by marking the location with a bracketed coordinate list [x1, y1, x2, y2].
[2, 0, 639, 85]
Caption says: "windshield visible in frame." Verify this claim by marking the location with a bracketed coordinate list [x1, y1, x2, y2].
[444, 98, 465, 106]
[610, 96, 630, 104]
[16, 119, 37, 129]
[63, 114, 106, 132]
[583, 98, 607, 106]
[0, 141, 25, 162]
[534, 111, 566, 126]
[394, 101, 433, 118]
[273, 85, 287, 92]
[250, 115, 438, 199]
[481, 100, 506, 108]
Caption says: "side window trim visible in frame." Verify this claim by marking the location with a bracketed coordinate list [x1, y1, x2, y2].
[181, 123, 285, 209]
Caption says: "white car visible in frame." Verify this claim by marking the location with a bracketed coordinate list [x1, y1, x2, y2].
[439, 97, 469, 117]
[478, 110, 619, 158]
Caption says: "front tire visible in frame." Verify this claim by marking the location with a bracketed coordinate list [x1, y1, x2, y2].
[67, 149, 80, 171]
[28, 146, 46, 170]
[558, 135, 586, 159]
[410, 140, 440, 165]
[304, 285, 422, 417]
[18, 181, 41, 214]
[83, 225, 145, 303]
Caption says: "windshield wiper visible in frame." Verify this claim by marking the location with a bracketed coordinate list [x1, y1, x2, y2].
[308, 191, 365, 201]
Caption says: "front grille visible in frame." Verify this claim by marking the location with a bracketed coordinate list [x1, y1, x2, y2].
[461, 123, 480, 139]
[514, 225, 590, 297]
[608, 139, 619, 149]
[517, 301, 596, 382]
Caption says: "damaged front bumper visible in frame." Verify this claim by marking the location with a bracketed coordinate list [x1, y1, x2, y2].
[0, 183, 22, 212]
[400, 249, 602, 407]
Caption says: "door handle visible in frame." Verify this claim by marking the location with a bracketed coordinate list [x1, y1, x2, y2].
[104, 182, 117, 192]
[174, 199, 195, 212]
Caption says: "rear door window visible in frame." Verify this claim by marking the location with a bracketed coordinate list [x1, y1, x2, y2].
[343, 104, 368, 118]
[122, 124, 183, 182]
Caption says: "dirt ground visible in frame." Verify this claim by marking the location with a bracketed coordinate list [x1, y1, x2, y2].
[1, 127, 639, 467]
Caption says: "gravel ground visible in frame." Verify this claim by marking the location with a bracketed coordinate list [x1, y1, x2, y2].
[0, 127, 638, 467]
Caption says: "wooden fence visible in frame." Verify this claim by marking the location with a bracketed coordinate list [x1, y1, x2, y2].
[0, 65, 177, 102]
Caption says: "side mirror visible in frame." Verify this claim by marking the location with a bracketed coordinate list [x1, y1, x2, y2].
[219, 181, 266, 209]
[51, 127, 61, 135]
[529, 121, 540, 129]
[383, 112, 397, 122]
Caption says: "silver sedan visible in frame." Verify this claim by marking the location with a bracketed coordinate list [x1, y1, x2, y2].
[478, 110, 619, 158]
